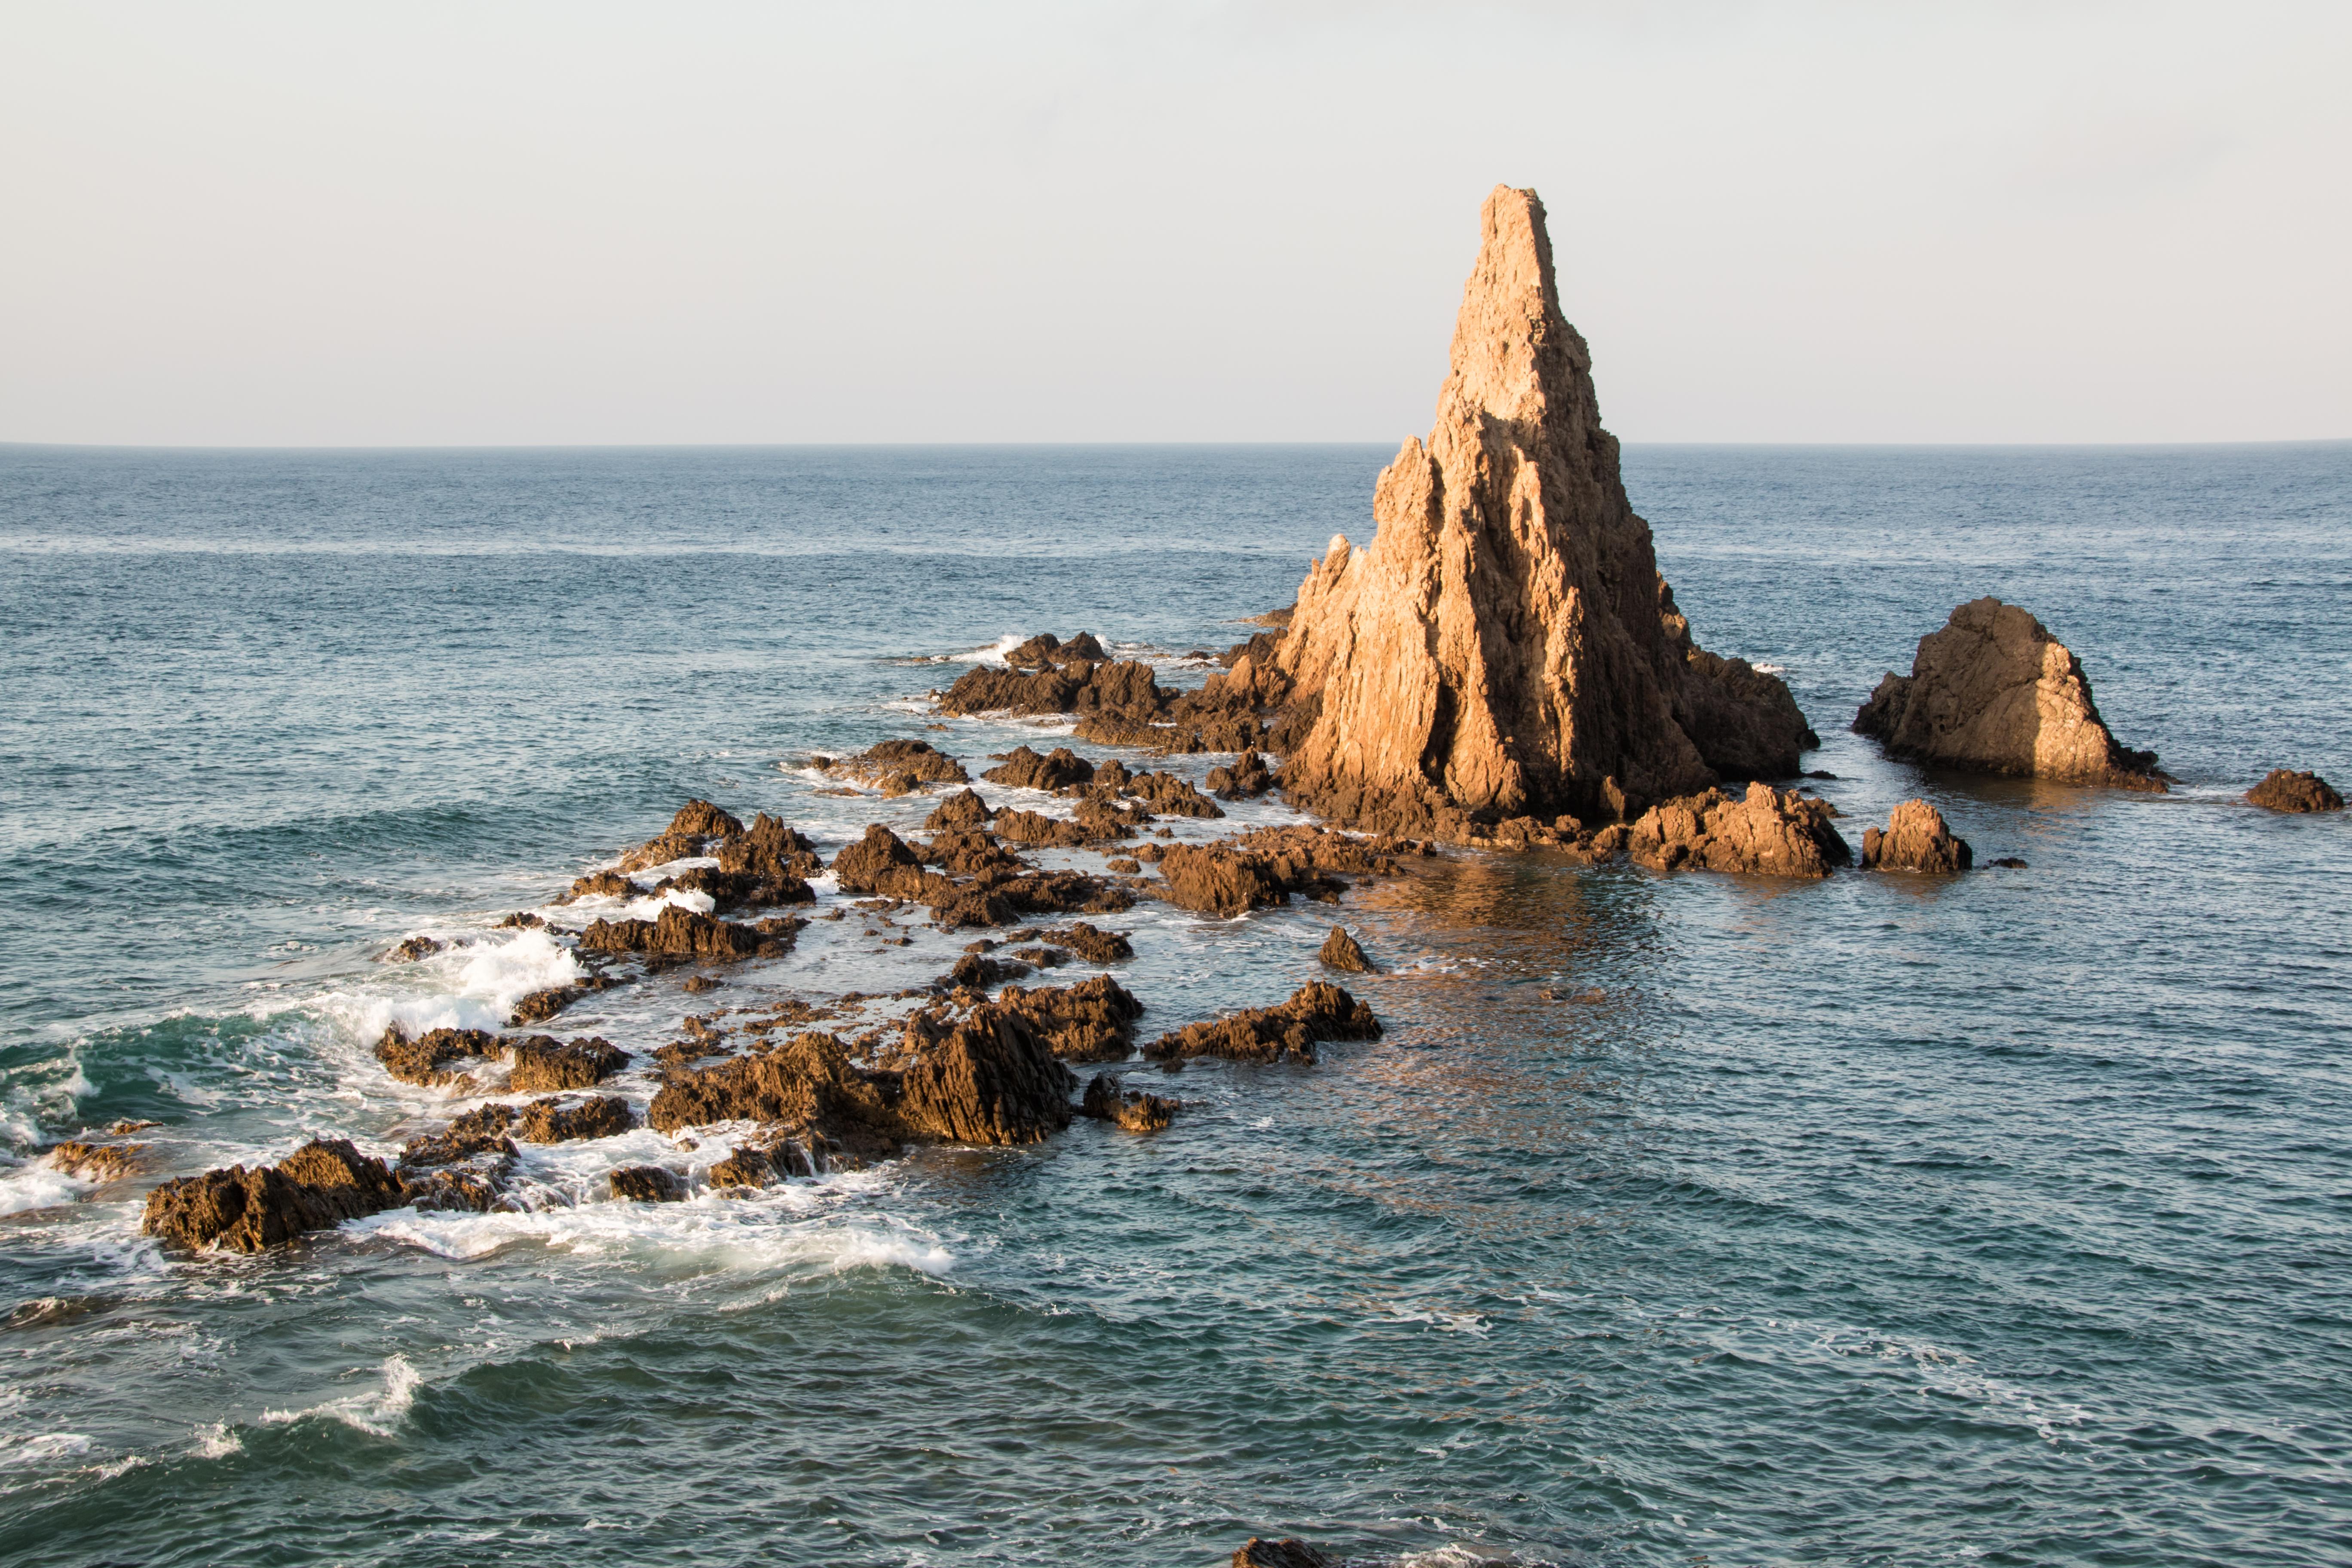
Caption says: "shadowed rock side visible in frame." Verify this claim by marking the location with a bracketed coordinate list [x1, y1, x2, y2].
[1319, 925, 1374, 972]
[2248, 769, 2343, 813]
[1854, 598, 2166, 790]
[1268, 185, 1815, 838]
[1862, 799, 1973, 873]
[143, 1139, 407, 1253]
[1142, 982, 1381, 1066]
[1233, 1538, 1333, 1568]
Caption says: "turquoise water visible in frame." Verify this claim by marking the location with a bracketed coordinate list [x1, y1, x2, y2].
[2, 443, 2348, 1565]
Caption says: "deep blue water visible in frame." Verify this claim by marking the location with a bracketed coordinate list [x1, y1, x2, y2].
[1, 442, 2348, 1567]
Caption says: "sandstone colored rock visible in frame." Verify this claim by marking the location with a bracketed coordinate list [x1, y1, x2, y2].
[578, 905, 781, 961]
[1853, 599, 2165, 789]
[1271, 187, 1815, 834]
[983, 744, 1095, 792]
[375, 1025, 501, 1088]
[1207, 750, 1275, 799]
[1040, 922, 1133, 964]
[897, 1006, 1078, 1145]
[1142, 981, 1381, 1065]
[925, 788, 996, 832]
[1626, 784, 1852, 878]
[648, 1031, 907, 1166]
[1861, 799, 1973, 873]
[832, 738, 970, 795]
[2247, 769, 2343, 813]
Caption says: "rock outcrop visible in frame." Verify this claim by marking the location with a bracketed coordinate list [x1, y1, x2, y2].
[1233, 1540, 1332, 1568]
[1860, 799, 1972, 873]
[506, 1035, 628, 1092]
[2248, 768, 2343, 813]
[995, 974, 1145, 1061]
[578, 905, 796, 961]
[830, 739, 970, 795]
[1081, 1072, 1177, 1133]
[1268, 186, 1815, 836]
[1318, 926, 1374, 973]
[1853, 599, 2165, 789]
[1626, 784, 1852, 878]
[609, 1166, 685, 1203]
[142, 1139, 406, 1253]
[896, 1005, 1078, 1145]
[1142, 982, 1381, 1065]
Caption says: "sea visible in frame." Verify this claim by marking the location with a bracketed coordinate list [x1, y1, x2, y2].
[0, 442, 2346, 1567]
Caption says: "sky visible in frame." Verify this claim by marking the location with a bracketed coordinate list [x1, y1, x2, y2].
[2, 2, 2346, 446]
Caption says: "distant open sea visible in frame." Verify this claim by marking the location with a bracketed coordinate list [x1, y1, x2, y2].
[1, 442, 2347, 1567]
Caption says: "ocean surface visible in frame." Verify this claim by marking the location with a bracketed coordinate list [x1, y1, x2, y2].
[1, 442, 2347, 1567]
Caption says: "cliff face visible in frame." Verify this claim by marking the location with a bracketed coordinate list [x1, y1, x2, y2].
[1275, 185, 1813, 828]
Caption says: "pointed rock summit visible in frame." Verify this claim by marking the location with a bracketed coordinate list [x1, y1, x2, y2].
[1274, 186, 1814, 833]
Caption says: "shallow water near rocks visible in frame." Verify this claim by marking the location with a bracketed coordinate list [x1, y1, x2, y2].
[2, 441, 2349, 1566]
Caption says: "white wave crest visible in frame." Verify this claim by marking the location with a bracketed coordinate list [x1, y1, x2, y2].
[0, 1161, 93, 1216]
[259, 1354, 421, 1439]
[191, 1422, 244, 1458]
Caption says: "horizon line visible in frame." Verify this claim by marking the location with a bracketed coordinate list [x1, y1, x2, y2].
[4, 437, 2348, 455]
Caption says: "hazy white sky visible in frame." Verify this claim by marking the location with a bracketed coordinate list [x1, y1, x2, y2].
[3, 2, 2346, 445]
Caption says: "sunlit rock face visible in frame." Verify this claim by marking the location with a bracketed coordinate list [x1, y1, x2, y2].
[1275, 184, 1814, 831]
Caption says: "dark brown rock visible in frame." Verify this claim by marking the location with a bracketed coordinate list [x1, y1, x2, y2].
[609, 1165, 684, 1202]
[397, 1104, 519, 1169]
[1627, 784, 1853, 878]
[1861, 799, 1973, 873]
[568, 870, 637, 900]
[716, 814, 825, 879]
[507, 1035, 628, 1092]
[375, 1025, 500, 1087]
[983, 744, 1096, 792]
[924, 788, 997, 832]
[508, 986, 580, 1026]
[898, 1006, 1078, 1145]
[1233, 1538, 1332, 1568]
[1126, 771, 1224, 818]
[1206, 751, 1275, 799]
[516, 1095, 635, 1144]
[669, 799, 746, 839]
[707, 1146, 776, 1188]
[46, 1140, 147, 1182]
[1319, 926, 1374, 972]
[647, 1032, 907, 1168]
[1854, 598, 2165, 789]
[1142, 981, 1381, 1065]
[1081, 1072, 1176, 1132]
[1039, 922, 1133, 964]
[578, 905, 777, 961]
[386, 935, 444, 962]
[2248, 769, 2344, 813]
[831, 824, 931, 897]
[996, 974, 1145, 1061]
[142, 1139, 405, 1254]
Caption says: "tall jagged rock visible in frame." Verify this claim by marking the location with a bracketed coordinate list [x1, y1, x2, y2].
[1274, 185, 1813, 831]
[1853, 598, 2165, 790]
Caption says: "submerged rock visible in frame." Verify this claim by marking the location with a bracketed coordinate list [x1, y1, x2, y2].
[1081, 1072, 1177, 1133]
[1271, 186, 1815, 834]
[142, 1139, 405, 1254]
[2247, 769, 2344, 813]
[397, 1104, 519, 1170]
[1318, 926, 1374, 973]
[386, 935, 444, 962]
[1853, 598, 2165, 789]
[1142, 981, 1380, 1066]
[1626, 784, 1852, 878]
[832, 738, 971, 795]
[1861, 799, 1973, 873]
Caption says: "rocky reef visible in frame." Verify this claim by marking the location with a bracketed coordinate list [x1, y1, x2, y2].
[1854, 598, 2166, 790]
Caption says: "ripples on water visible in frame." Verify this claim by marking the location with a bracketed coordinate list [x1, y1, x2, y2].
[0, 443, 2347, 1565]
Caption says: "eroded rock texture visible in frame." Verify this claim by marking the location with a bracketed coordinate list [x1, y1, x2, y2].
[142, 1139, 405, 1253]
[1626, 784, 1852, 879]
[1853, 598, 2165, 790]
[1271, 186, 1814, 834]
[1861, 799, 1973, 874]
[1142, 982, 1381, 1066]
